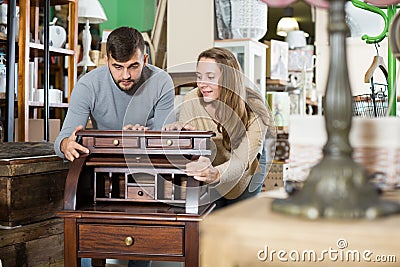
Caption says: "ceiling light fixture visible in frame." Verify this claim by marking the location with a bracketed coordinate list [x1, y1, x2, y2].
[276, 7, 299, 37]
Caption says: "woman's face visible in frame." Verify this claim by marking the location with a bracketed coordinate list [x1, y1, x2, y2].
[196, 57, 222, 102]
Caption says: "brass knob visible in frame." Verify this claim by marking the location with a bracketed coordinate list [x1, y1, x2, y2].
[166, 139, 173, 146]
[125, 236, 134, 246]
[113, 139, 119, 146]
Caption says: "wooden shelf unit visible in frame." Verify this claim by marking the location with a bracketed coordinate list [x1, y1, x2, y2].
[17, 0, 78, 141]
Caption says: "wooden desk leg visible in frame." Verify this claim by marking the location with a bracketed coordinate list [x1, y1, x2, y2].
[64, 218, 79, 267]
[185, 221, 199, 267]
[186, 178, 200, 214]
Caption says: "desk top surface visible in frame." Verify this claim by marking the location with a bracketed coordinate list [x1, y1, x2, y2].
[59, 202, 215, 221]
[77, 130, 215, 138]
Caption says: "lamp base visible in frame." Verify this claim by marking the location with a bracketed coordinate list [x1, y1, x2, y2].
[78, 20, 96, 68]
[272, 155, 400, 219]
[78, 55, 96, 67]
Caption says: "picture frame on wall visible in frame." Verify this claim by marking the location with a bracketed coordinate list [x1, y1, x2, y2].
[267, 39, 289, 82]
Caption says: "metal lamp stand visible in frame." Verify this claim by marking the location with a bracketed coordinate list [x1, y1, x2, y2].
[272, 0, 400, 219]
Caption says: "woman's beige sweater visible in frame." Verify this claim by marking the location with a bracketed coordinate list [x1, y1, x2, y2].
[178, 89, 266, 199]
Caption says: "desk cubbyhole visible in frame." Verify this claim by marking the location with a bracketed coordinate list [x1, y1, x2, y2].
[94, 171, 126, 200]
[156, 174, 187, 201]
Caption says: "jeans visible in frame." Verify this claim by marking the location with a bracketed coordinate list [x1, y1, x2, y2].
[81, 258, 91, 267]
[127, 260, 151, 267]
[213, 146, 267, 210]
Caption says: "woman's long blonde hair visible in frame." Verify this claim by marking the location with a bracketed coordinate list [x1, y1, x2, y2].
[197, 47, 270, 150]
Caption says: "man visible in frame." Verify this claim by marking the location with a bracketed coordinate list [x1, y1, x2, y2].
[54, 26, 175, 161]
[54, 26, 175, 267]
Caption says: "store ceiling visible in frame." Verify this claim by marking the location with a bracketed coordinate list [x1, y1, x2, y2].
[262, 1, 315, 44]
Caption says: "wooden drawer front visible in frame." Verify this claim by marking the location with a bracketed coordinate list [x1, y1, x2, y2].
[79, 224, 184, 255]
[146, 138, 192, 149]
[127, 186, 155, 200]
[94, 137, 139, 148]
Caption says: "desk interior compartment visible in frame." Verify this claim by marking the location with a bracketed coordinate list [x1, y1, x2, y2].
[156, 174, 187, 201]
[95, 171, 126, 200]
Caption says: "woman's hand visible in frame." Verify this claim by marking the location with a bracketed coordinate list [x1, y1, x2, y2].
[60, 125, 89, 162]
[185, 156, 220, 183]
[162, 122, 196, 131]
[123, 124, 149, 130]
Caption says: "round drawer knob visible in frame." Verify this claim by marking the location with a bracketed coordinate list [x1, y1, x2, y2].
[125, 236, 134, 246]
[113, 139, 119, 146]
[138, 190, 144, 196]
[166, 139, 173, 146]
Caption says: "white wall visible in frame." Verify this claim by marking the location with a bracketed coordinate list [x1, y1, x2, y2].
[167, 0, 214, 72]
[315, 6, 393, 97]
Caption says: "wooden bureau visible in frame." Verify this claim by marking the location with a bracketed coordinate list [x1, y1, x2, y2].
[58, 130, 215, 266]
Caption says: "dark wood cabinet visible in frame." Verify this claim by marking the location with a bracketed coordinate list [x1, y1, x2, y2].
[0, 142, 69, 266]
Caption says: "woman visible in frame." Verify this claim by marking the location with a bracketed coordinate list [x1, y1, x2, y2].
[164, 47, 273, 208]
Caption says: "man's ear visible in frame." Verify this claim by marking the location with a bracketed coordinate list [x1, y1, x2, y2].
[143, 54, 149, 65]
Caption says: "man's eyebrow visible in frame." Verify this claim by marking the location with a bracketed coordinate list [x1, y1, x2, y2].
[112, 63, 123, 67]
[129, 62, 140, 67]
[112, 62, 140, 68]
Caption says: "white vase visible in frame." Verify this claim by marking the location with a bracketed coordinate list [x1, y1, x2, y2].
[41, 18, 67, 48]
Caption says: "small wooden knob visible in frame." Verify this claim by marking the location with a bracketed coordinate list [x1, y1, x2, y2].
[125, 236, 134, 246]
[166, 139, 173, 146]
[113, 139, 119, 146]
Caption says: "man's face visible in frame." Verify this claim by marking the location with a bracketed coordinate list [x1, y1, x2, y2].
[106, 49, 148, 91]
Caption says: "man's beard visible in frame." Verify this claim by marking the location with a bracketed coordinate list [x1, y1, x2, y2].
[112, 76, 137, 91]
[118, 79, 135, 91]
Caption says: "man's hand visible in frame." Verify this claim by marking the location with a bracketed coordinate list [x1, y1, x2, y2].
[60, 125, 89, 162]
[185, 156, 220, 183]
[123, 124, 149, 131]
[162, 122, 196, 131]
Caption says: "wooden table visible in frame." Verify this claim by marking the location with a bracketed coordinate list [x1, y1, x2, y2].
[200, 191, 400, 267]
[58, 130, 215, 267]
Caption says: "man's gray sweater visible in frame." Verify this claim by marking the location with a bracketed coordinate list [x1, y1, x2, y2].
[54, 64, 176, 158]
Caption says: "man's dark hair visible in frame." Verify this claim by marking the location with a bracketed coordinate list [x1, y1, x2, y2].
[106, 26, 145, 62]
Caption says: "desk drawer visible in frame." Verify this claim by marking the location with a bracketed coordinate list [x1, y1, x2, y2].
[127, 186, 155, 200]
[94, 137, 139, 148]
[146, 138, 192, 149]
[78, 224, 184, 256]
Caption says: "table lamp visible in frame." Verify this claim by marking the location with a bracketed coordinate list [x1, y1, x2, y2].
[276, 7, 299, 37]
[262, 0, 400, 219]
[78, 0, 107, 67]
